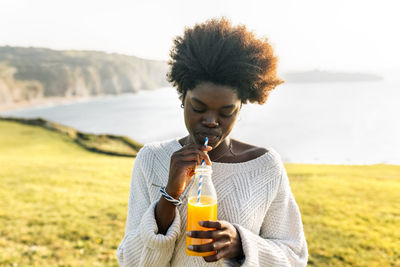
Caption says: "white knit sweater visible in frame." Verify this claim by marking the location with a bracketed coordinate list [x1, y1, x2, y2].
[117, 138, 308, 267]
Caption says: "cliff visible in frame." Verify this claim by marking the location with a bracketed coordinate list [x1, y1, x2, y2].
[0, 46, 169, 107]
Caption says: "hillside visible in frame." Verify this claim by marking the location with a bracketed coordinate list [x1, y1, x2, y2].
[0, 120, 399, 266]
[0, 46, 169, 108]
[0, 116, 142, 157]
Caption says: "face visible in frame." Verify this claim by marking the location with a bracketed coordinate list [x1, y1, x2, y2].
[183, 81, 242, 148]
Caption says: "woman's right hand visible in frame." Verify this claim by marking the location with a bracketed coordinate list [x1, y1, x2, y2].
[166, 143, 212, 199]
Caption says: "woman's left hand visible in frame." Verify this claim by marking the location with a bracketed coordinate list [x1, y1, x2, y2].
[187, 220, 244, 262]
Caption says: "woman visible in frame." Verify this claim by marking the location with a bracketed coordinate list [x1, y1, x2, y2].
[117, 17, 308, 266]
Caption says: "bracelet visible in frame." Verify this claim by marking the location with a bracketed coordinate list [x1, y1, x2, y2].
[160, 186, 183, 206]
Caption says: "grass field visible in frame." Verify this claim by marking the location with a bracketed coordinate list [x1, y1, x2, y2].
[0, 120, 399, 266]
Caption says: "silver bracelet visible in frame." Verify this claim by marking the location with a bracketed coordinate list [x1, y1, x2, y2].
[160, 186, 183, 206]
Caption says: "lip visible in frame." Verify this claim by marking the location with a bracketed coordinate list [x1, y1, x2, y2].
[197, 132, 220, 145]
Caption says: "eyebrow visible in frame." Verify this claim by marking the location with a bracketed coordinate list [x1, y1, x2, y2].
[191, 97, 236, 109]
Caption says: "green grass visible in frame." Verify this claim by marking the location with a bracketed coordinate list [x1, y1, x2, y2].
[0, 121, 133, 266]
[0, 120, 399, 266]
[287, 164, 400, 266]
[1, 117, 142, 157]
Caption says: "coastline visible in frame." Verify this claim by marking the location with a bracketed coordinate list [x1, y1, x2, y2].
[0, 89, 163, 112]
[1, 83, 398, 165]
[0, 117, 143, 157]
[0, 96, 95, 112]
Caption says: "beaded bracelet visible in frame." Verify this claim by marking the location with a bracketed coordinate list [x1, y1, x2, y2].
[160, 186, 183, 206]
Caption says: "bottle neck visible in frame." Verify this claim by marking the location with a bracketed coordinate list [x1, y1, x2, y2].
[190, 166, 216, 199]
[194, 171, 212, 183]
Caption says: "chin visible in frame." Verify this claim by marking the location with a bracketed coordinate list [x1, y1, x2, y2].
[207, 138, 224, 149]
[204, 135, 221, 146]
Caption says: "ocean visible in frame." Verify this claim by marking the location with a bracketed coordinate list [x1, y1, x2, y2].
[2, 80, 399, 164]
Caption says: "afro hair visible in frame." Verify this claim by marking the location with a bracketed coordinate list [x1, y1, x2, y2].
[167, 17, 283, 105]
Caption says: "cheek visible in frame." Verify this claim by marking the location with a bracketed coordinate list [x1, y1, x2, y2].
[184, 109, 200, 131]
[184, 111, 192, 129]
[221, 117, 238, 135]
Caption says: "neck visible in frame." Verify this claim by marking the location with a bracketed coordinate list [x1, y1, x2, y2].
[208, 137, 231, 161]
[181, 135, 233, 162]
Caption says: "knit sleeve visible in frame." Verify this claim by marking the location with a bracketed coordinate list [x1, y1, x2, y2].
[231, 164, 308, 267]
[116, 146, 181, 267]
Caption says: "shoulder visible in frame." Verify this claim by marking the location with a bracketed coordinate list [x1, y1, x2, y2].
[136, 138, 180, 162]
[229, 138, 284, 171]
[231, 139, 269, 161]
[132, 139, 178, 178]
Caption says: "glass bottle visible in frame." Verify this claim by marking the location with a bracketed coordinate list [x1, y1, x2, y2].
[186, 164, 218, 256]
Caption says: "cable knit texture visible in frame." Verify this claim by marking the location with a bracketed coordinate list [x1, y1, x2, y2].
[117, 138, 308, 266]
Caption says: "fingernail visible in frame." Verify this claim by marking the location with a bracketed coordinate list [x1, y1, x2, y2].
[187, 245, 193, 250]
[186, 231, 192, 237]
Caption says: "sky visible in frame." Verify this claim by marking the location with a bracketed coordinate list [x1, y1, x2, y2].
[1, 0, 399, 73]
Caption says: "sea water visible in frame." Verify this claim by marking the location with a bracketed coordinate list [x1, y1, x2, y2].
[2, 80, 399, 164]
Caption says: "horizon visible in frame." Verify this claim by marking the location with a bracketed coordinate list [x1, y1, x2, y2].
[1, 45, 398, 77]
[1, 0, 399, 74]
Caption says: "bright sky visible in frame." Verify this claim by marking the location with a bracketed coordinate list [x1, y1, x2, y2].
[1, 0, 399, 73]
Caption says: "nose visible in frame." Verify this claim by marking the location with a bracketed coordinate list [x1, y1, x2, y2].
[202, 114, 219, 128]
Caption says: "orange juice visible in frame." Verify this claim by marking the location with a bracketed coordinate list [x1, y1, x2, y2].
[186, 195, 217, 256]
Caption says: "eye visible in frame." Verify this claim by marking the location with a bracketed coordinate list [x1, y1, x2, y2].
[192, 107, 205, 113]
[220, 113, 233, 118]
[220, 108, 237, 118]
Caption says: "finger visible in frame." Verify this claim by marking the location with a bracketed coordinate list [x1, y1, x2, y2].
[181, 144, 212, 153]
[203, 247, 229, 262]
[178, 160, 199, 174]
[204, 153, 212, 165]
[180, 145, 212, 155]
[179, 154, 202, 165]
[180, 149, 211, 166]
[187, 229, 223, 239]
[180, 153, 203, 167]
[188, 169, 195, 177]
[187, 238, 230, 253]
[199, 220, 226, 230]
[202, 145, 213, 151]
[199, 150, 212, 165]
[182, 143, 212, 150]
[176, 144, 198, 154]
[180, 149, 208, 157]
